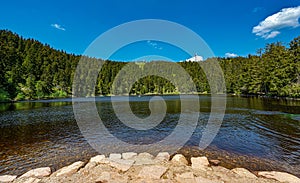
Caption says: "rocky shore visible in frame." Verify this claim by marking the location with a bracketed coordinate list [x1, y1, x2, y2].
[0, 152, 299, 183]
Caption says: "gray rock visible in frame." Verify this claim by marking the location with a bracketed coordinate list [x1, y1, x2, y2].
[53, 161, 84, 177]
[155, 152, 170, 162]
[89, 155, 106, 164]
[109, 153, 122, 160]
[232, 168, 257, 179]
[191, 157, 210, 171]
[109, 159, 134, 172]
[20, 167, 51, 178]
[138, 165, 168, 179]
[122, 152, 137, 160]
[134, 152, 156, 165]
[171, 154, 188, 165]
[0, 175, 17, 182]
[258, 171, 300, 183]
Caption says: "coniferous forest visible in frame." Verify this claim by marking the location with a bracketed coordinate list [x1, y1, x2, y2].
[0, 30, 299, 101]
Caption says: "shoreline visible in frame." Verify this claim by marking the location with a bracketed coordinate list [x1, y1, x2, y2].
[1, 93, 300, 104]
[1, 152, 299, 183]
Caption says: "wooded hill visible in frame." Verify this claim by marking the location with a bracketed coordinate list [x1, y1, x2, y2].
[0, 30, 299, 101]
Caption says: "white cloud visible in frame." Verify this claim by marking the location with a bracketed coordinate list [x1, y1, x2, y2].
[252, 6, 300, 39]
[51, 23, 66, 31]
[225, 53, 238, 58]
[186, 55, 203, 62]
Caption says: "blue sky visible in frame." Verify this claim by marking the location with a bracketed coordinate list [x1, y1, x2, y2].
[1, 0, 300, 61]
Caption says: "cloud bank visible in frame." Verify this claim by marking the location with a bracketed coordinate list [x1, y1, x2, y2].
[252, 6, 300, 39]
[51, 23, 66, 31]
[225, 53, 238, 58]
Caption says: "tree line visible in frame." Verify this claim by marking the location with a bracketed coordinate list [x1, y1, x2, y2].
[0, 30, 299, 101]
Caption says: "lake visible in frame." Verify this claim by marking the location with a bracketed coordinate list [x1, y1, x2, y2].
[0, 95, 300, 177]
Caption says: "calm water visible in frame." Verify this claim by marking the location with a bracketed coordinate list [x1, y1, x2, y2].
[0, 95, 300, 177]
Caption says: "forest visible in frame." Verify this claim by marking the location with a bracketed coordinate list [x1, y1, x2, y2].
[0, 30, 299, 101]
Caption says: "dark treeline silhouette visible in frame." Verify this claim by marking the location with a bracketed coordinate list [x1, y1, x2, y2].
[0, 30, 299, 101]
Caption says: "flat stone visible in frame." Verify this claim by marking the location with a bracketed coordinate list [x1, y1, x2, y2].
[138, 152, 154, 159]
[54, 161, 84, 177]
[195, 176, 224, 183]
[176, 172, 195, 183]
[20, 177, 41, 183]
[0, 175, 17, 182]
[122, 152, 137, 160]
[134, 153, 156, 165]
[89, 155, 106, 164]
[138, 165, 168, 179]
[191, 157, 210, 171]
[109, 153, 122, 160]
[109, 159, 134, 172]
[171, 154, 188, 165]
[155, 152, 170, 161]
[232, 168, 257, 179]
[258, 171, 300, 183]
[20, 167, 51, 178]
[209, 159, 220, 166]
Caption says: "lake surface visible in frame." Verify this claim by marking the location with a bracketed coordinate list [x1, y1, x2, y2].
[0, 95, 300, 177]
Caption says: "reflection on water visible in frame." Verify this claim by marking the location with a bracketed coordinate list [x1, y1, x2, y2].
[0, 96, 300, 177]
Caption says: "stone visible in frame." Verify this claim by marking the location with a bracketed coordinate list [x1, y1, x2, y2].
[171, 154, 188, 165]
[195, 176, 224, 183]
[0, 175, 17, 182]
[109, 153, 122, 160]
[191, 157, 210, 171]
[89, 155, 105, 164]
[20, 177, 41, 183]
[95, 171, 111, 182]
[155, 152, 170, 161]
[232, 168, 257, 179]
[258, 171, 300, 183]
[54, 161, 84, 177]
[138, 165, 168, 179]
[20, 167, 51, 178]
[134, 152, 156, 165]
[122, 152, 137, 160]
[109, 159, 134, 172]
[209, 159, 220, 166]
[138, 152, 154, 159]
[176, 172, 195, 183]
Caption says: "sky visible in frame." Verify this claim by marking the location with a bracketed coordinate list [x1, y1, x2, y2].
[1, 0, 300, 61]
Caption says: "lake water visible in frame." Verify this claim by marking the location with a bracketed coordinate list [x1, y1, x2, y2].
[0, 95, 300, 177]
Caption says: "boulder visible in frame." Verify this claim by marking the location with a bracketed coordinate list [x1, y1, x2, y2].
[191, 157, 210, 171]
[0, 175, 17, 182]
[54, 161, 84, 177]
[171, 154, 188, 165]
[109, 153, 122, 160]
[231, 168, 257, 179]
[89, 155, 105, 164]
[20, 167, 51, 178]
[155, 152, 170, 162]
[258, 171, 300, 183]
[122, 152, 137, 160]
[109, 159, 134, 172]
[138, 165, 168, 179]
[134, 152, 155, 165]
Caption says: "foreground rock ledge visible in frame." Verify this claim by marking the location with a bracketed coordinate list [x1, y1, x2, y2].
[2, 152, 299, 183]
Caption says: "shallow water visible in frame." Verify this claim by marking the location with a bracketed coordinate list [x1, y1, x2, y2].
[0, 95, 299, 177]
